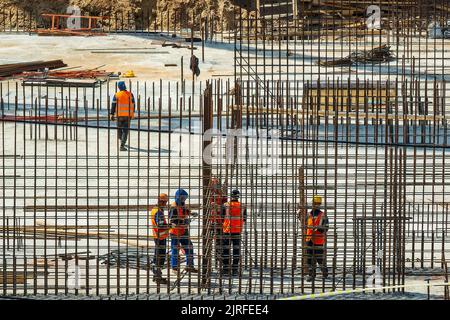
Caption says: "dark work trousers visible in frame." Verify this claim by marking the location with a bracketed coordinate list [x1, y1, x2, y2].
[222, 233, 241, 273]
[152, 238, 167, 278]
[213, 226, 223, 267]
[306, 240, 328, 277]
[117, 117, 131, 147]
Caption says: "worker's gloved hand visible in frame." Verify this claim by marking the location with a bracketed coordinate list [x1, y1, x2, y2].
[109, 114, 115, 122]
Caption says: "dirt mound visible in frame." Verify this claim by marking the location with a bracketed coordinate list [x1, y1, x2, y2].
[0, 0, 236, 29]
[156, 0, 235, 29]
[0, 0, 154, 14]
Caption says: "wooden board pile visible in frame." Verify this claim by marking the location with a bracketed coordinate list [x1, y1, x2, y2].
[0, 60, 67, 79]
[22, 70, 114, 80]
[246, 1, 450, 38]
[36, 29, 107, 37]
[98, 248, 187, 270]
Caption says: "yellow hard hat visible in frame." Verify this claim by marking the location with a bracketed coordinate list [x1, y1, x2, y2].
[313, 195, 322, 204]
[158, 193, 169, 202]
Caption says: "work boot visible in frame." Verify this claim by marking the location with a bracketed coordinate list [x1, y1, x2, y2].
[185, 266, 199, 273]
[322, 267, 329, 279]
[120, 145, 128, 152]
[307, 269, 315, 282]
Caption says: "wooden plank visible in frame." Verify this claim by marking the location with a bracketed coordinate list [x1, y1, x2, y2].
[230, 105, 447, 122]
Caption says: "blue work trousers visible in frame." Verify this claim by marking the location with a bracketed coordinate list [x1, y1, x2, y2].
[170, 235, 194, 268]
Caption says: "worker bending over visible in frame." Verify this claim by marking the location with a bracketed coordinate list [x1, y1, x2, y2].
[169, 189, 198, 273]
[222, 190, 246, 276]
[110, 81, 135, 152]
[305, 195, 329, 282]
[150, 193, 170, 285]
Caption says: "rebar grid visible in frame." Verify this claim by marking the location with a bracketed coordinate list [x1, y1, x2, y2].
[0, 0, 450, 299]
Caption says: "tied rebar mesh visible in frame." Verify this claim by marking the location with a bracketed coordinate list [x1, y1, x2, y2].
[0, 0, 450, 300]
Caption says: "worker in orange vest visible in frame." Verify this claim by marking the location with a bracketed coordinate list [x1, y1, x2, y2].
[222, 190, 247, 276]
[208, 178, 228, 266]
[169, 189, 198, 273]
[110, 81, 135, 152]
[305, 195, 329, 282]
[150, 193, 170, 284]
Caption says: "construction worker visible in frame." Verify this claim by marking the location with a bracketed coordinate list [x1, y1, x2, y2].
[305, 195, 329, 282]
[169, 189, 198, 273]
[208, 178, 228, 265]
[109, 81, 135, 152]
[222, 190, 247, 276]
[150, 193, 170, 285]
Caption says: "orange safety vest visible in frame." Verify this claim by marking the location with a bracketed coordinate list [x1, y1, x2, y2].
[209, 190, 224, 225]
[150, 207, 169, 240]
[169, 202, 189, 237]
[223, 201, 244, 234]
[305, 211, 326, 245]
[115, 90, 135, 118]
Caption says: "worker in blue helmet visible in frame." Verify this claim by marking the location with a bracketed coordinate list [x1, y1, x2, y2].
[110, 81, 135, 152]
[169, 189, 198, 273]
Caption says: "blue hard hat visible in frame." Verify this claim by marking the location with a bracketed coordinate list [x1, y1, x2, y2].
[175, 189, 188, 198]
[175, 189, 189, 205]
[118, 81, 127, 91]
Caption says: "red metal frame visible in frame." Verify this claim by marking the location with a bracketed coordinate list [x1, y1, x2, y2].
[41, 13, 108, 33]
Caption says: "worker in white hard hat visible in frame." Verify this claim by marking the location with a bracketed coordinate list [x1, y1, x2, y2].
[305, 195, 329, 282]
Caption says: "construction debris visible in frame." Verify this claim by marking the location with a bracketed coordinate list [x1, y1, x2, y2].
[22, 70, 114, 80]
[22, 78, 103, 87]
[162, 41, 197, 50]
[20, 67, 115, 87]
[0, 272, 28, 285]
[98, 249, 186, 270]
[98, 249, 153, 270]
[318, 45, 395, 67]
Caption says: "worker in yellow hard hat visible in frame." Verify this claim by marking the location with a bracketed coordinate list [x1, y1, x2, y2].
[150, 193, 170, 284]
[305, 195, 329, 282]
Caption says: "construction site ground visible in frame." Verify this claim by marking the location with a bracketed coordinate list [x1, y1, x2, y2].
[0, 33, 235, 82]
[1, 31, 450, 299]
